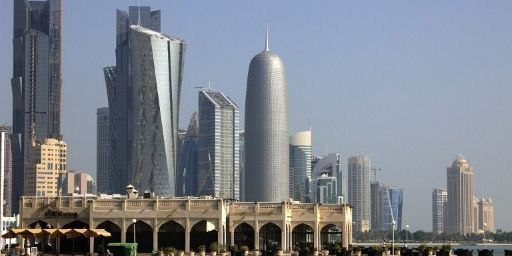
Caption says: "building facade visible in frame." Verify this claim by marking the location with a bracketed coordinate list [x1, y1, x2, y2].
[244, 31, 289, 202]
[381, 187, 403, 231]
[432, 188, 447, 234]
[176, 113, 199, 196]
[307, 154, 342, 204]
[24, 138, 67, 197]
[129, 25, 186, 196]
[478, 198, 494, 233]
[62, 170, 97, 195]
[446, 154, 474, 234]
[0, 125, 13, 217]
[347, 156, 371, 232]
[20, 195, 352, 253]
[197, 90, 240, 200]
[96, 107, 110, 193]
[11, 0, 63, 214]
[370, 182, 382, 230]
[289, 130, 312, 202]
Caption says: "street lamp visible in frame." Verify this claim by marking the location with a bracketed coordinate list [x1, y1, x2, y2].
[392, 220, 396, 256]
[132, 219, 137, 244]
[405, 225, 410, 248]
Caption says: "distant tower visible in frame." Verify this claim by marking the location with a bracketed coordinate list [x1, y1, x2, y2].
[432, 188, 447, 234]
[96, 107, 111, 193]
[370, 181, 382, 230]
[245, 28, 289, 202]
[308, 153, 342, 204]
[348, 156, 371, 232]
[239, 132, 245, 201]
[289, 130, 312, 201]
[0, 125, 13, 217]
[177, 113, 199, 196]
[381, 186, 403, 231]
[446, 154, 475, 234]
[197, 89, 240, 199]
[478, 198, 494, 233]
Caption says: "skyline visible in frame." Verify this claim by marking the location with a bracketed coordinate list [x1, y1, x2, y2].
[0, 1, 511, 230]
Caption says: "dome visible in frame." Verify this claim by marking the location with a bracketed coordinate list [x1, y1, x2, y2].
[452, 154, 469, 167]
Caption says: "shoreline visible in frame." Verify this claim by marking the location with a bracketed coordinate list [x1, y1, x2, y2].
[353, 242, 512, 246]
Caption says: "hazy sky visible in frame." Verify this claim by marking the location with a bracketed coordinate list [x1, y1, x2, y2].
[1, 1, 511, 231]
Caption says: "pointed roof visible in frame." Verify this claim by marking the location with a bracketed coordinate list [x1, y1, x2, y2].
[265, 24, 269, 51]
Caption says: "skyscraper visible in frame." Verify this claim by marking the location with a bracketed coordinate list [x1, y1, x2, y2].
[381, 187, 403, 231]
[446, 154, 475, 234]
[289, 130, 312, 201]
[478, 198, 494, 233]
[371, 181, 382, 230]
[307, 153, 343, 204]
[129, 25, 186, 196]
[177, 113, 199, 196]
[245, 29, 289, 202]
[432, 188, 447, 234]
[62, 170, 97, 195]
[96, 107, 110, 193]
[0, 125, 13, 217]
[239, 131, 245, 201]
[11, 0, 63, 213]
[197, 90, 240, 199]
[105, 6, 162, 194]
[348, 156, 371, 232]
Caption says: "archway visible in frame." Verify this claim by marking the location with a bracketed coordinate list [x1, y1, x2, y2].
[127, 220, 153, 253]
[94, 221, 121, 254]
[259, 223, 281, 253]
[320, 224, 342, 250]
[190, 220, 218, 251]
[292, 224, 314, 248]
[61, 220, 89, 254]
[234, 223, 254, 249]
[27, 220, 53, 253]
[158, 221, 185, 250]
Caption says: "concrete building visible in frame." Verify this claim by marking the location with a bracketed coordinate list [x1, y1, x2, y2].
[478, 198, 494, 233]
[24, 138, 67, 197]
[239, 132, 245, 201]
[0, 125, 13, 217]
[381, 187, 403, 231]
[289, 130, 312, 202]
[20, 194, 352, 253]
[370, 182, 382, 230]
[96, 107, 110, 193]
[347, 156, 371, 232]
[307, 154, 342, 204]
[62, 170, 97, 195]
[446, 154, 474, 234]
[11, 0, 63, 214]
[432, 188, 447, 234]
[245, 29, 289, 202]
[197, 90, 240, 200]
[176, 113, 199, 196]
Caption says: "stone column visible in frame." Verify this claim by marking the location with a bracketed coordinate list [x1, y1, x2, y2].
[254, 221, 259, 250]
[281, 224, 287, 251]
[153, 227, 158, 252]
[313, 223, 319, 250]
[230, 227, 234, 247]
[218, 221, 224, 247]
[90, 237, 94, 254]
[121, 219, 126, 243]
[185, 218, 191, 253]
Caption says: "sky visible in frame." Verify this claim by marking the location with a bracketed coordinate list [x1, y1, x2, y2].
[0, 1, 511, 231]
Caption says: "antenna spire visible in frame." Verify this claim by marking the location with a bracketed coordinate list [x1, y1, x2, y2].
[265, 24, 269, 51]
[137, 1, 141, 26]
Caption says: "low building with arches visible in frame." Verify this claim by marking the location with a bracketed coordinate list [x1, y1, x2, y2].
[19, 196, 352, 253]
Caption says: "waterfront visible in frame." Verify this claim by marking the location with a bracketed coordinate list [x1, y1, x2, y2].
[354, 243, 512, 256]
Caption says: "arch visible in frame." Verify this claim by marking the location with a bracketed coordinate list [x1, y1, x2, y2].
[320, 224, 342, 250]
[94, 221, 122, 254]
[60, 220, 90, 254]
[158, 220, 185, 250]
[190, 220, 218, 251]
[127, 220, 153, 253]
[259, 223, 281, 252]
[27, 220, 52, 228]
[234, 222, 255, 249]
[292, 224, 314, 249]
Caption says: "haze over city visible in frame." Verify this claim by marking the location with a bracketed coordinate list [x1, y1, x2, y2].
[0, 0, 511, 231]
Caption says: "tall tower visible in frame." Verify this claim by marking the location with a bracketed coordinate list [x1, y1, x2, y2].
[289, 130, 312, 202]
[381, 186, 403, 231]
[348, 156, 371, 232]
[245, 28, 289, 202]
[177, 113, 199, 196]
[105, 6, 161, 194]
[96, 107, 110, 193]
[446, 154, 475, 234]
[0, 125, 13, 217]
[129, 25, 186, 196]
[197, 90, 240, 199]
[11, 0, 62, 213]
[432, 188, 447, 234]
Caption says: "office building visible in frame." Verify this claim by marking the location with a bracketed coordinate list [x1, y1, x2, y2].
[478, 198, 494, 233]
[446, 154, 475, 234]
[96, 107, 110, 193]
[62, 170, 97, 195]
[381, 186, 403, 231]
[0, 126, 13, 217]
[11, 0, 63, 213]
[176, 113, 199, 196]
[197, 90, 240, 199]
[289, 130, 312, 202]
[244, 29, 289, 202]
[239, 132, 245, 201]
[432, 188, 447, 234]
[24, 138, 67, 197]
[307, 154, 343, 204]
[371, 181, 382, 230]
[348, 156, 371, 232]
[104, 6, 162, 195]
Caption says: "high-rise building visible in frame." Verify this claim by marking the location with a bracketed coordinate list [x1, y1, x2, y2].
[62, 170, 97, 195]
[104, 6, 162, 195]
[307, 154, 342, 204]
[381, 187, 403, 231]
[371, 181, 382, 230]
[446, 154, 475, 234]
[96, 107, 110, 193]
[478, 198, 494, 233]
[348, 156, 371, 232]
[0, 125, 13, 217]
[432, 188, 447, 234]
[129, 25, 185, 196]
[239, 132, 245, 201]
[473, 196, 480, 233]
[197, 90, 240, 200]
[11, 0, 63, 213]
[244, 29, 289, 202]
[176, 113, 199, 196]
[24, 138, 67, 197]
[289, 130, 312, 202]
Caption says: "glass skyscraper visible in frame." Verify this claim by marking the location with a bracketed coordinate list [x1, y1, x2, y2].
[307, 153, 342, 204]
[381, 186, 404, 231]
[96, 107, 111, 194]
[289, 130, 312, 202]
[176, 113, 199, 196]
[348, 156, 371, 232]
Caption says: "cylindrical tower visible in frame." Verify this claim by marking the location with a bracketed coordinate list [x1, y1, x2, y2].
[244, 31, 289, 202]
